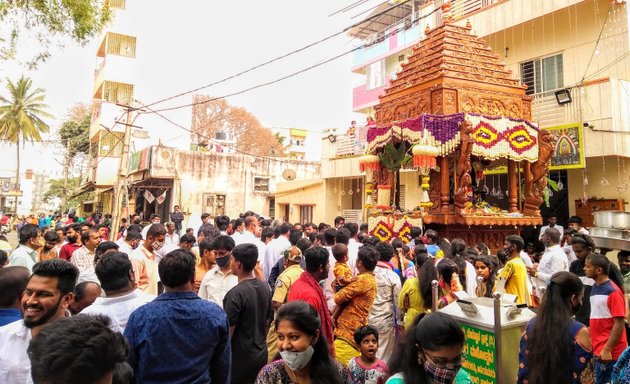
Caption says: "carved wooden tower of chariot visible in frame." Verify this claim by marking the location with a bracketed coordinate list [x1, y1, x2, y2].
[364, 1, 554, 250]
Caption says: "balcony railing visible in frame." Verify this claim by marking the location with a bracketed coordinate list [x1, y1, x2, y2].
[329, 130, 368, 158]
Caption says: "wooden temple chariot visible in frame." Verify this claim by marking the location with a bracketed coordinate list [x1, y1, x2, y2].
[362, 2, 554, 250]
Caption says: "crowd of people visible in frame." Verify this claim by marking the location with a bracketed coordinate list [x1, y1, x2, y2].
[0, 209, 630, 383]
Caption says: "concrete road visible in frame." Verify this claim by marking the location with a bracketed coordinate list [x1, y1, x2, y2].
[5, 230, 18, 248]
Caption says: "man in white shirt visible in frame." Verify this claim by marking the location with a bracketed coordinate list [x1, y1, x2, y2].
[141, 214, 162, 239]
[81, 252, 155, 332]
[117, 230, 143, 256]
[538, 213, 564, 240]
[262, 223, 292, 281]
[164, 222, 180, 245]
[235, 217, 264, 252]
[231, 218, 246, 244]
[8, 224, 42, 272]
[528, 227, 569, 299]
[568, 215, 590, 235]
[0, 259, 78, 383]
[130, 224, 166, 296]
[198, 236, 237, 308]
[234, 216, 266, 278]
[343, 223, 362, 274]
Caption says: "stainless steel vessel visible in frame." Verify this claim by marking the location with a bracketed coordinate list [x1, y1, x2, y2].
[592, 210, 630, 229]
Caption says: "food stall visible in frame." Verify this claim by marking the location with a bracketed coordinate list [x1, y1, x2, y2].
[363, 2, 553, 250]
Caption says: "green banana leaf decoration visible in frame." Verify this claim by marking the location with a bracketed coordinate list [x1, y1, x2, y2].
[378, 142, 412, 209]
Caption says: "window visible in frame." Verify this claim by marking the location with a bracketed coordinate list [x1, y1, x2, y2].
[367, 60, 386, 89]
[108, 0, 126, 9]
[106, 33, 136, 58]
[299, 205, 313, 224]
[520, 54, 563, 96]
[99, 131, 124, 157]
[101, 81, 134, 105]
[269, 197, 275, 218]
[202, 194, 225, 217]
[253, 177, 270, 192]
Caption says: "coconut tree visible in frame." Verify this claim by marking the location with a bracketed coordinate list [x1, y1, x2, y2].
[0, 76, 52, 211]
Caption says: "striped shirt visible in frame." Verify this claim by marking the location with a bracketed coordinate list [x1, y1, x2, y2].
[590, 279, 627, 359]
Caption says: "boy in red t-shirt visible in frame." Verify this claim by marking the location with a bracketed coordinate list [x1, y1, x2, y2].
[585, 253, 628, 383]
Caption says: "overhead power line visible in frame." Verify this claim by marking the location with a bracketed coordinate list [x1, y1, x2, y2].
[139, 4, 440, 116]
[139, 0, 414, 110]
[136, 101, 305, 162]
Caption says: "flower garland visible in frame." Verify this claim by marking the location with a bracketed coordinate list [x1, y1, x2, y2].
[364, 112, 540, 162]
[466, 113, 539, 162]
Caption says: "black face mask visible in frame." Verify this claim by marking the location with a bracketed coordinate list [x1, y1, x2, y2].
[216, 255, 230, 269]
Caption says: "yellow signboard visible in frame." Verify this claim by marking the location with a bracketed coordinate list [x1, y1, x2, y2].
[548, 123, 585, 170]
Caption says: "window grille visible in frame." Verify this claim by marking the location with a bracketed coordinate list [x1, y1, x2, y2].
[108, 0, 126, 9]
[102, 81, 134, 105]
[520, 54, 563, 96]
[107, 33, 136, 57]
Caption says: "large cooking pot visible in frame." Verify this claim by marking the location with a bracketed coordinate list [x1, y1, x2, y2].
[592, 211, 630, 229]
[614, 212, 630, 229]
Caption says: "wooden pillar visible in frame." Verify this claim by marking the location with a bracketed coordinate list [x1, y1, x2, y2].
[508, 160, 518, 213]
[440, 156, 450, 212]
[523, 161, 532, 212]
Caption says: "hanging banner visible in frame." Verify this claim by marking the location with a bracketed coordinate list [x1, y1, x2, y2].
[156, 190, 167, 205]
[143, 190, 155, 203]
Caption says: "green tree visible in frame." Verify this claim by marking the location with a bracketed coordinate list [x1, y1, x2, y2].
[59, 103, 91, 159]
[1, 0, 112, 67]
[44, 177, 90, 209]
[0, 75, 52, 211]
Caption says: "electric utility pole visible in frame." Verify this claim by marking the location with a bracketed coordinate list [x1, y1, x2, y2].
[61, 140, 70, 214]
[110, 105, 134, 236]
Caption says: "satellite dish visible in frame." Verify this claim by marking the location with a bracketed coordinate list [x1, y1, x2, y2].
[282, 169, 297, 181]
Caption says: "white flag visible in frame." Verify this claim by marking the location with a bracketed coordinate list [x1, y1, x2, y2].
[144, 190, 155, 203]
[156, 190, 167, 205]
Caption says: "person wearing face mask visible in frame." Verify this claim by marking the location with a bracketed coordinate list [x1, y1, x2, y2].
[529, 228, 569, 302]
[130, 224, 166, 295]
[198, 235, 237, 308]
[517, 271, 592, 384]
[387, 312, 472, 384]
[8, 224, 43, 271]
[569, 234, 596, 327]
[497, 235, 530, 306]
[195, 239, 216, 292]
[256, 300, 348, 384]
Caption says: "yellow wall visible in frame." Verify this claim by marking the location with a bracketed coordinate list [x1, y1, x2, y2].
[275, 182, 326, 224]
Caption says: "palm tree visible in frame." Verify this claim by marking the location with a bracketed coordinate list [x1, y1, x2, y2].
[0, 76, 52, 212]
